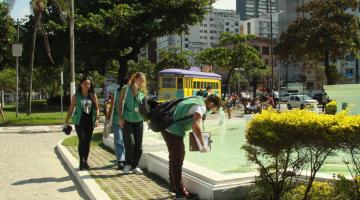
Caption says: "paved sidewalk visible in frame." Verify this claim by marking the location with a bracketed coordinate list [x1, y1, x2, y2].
[0, 132, 87, 200]
[0, 125, 104, 134]
[64, 145, 174, 200]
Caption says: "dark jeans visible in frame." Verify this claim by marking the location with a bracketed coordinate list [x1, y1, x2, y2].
[123, 121, 143, 168]
[75, 125, 94, 162]
[274, 98, 279, 108]
[161, 130, 185, 192]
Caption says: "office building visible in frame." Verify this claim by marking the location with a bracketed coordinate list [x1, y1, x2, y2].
[236, 0, 279, 20]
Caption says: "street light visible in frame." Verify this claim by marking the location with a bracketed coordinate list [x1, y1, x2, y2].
[70, 0, 75, 99]
[12, 19, 22, 118]
[258, 3, 283, 92]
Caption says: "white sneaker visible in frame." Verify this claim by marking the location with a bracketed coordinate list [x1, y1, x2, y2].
[132, 167, 143, 175]
[123, 165, 131, 174]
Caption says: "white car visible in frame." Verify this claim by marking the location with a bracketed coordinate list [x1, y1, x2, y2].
[287, 95, 318, 110]
[280, 93, 294, 102]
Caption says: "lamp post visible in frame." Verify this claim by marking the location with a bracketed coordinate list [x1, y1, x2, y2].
[70, 0, 75, 99]
[268, 0, 274, 92]
[259, 2, 283, 92]
[12, 19, 22, 118]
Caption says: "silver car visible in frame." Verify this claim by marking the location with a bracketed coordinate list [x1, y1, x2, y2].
[287, 94, 318, 110]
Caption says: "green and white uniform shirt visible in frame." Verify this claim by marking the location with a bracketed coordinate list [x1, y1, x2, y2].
[167, 96, 206, 137]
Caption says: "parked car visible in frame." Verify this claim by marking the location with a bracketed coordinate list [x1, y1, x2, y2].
[280, 93, 294, 102]
[287, 94, 318, 110]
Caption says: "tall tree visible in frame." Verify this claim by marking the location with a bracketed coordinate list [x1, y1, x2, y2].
[197, 32, 267, 97]
[156, 48, 192, 72]
[0, 2, 15, 70]
[29, 0, 56, 115]
[276, 0, 360, 85]
[44, 0, 214, 85]
[0, 2, 15, 111]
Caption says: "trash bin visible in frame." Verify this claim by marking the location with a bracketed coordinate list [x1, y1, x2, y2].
[342, 102, 348, 110]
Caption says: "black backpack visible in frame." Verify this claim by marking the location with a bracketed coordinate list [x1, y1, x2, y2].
[139, 97, 194, 132]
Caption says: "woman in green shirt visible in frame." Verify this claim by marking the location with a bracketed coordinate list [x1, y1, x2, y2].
[118, 72, 147, 174]
[65, 77, 100, 170]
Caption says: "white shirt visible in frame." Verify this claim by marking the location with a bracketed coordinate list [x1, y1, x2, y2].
[273, 91, 279, 98]
[188, 105, 206, 117]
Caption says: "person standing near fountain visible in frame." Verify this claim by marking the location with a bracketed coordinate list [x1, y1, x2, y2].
[118, 72, 147, 175]
[160, 94, 221, 199]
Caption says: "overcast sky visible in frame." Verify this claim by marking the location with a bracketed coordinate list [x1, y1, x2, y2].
[10, 0, 236, 20]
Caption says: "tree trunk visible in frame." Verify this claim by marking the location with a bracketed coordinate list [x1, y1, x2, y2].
[117, 49, 140, 86]
[224, 67, 234, 99]
[356, 58, 359, 84]
[29, 14, 42, 115]
[302, 172, 316, 200]
[118, 58, 129, 86]
[324, 51, 336, 85]
[252, 77, 257, 98]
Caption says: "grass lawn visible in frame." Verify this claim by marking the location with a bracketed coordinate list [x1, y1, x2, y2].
[1, 100, 65, 126]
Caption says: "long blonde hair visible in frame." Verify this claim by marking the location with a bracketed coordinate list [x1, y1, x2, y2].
[129, 72, 148, 94]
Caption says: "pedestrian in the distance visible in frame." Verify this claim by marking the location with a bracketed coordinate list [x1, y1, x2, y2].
[322, 90, 329, 112]
[65, 77, 100, 170]
[118, 72, 147, 175]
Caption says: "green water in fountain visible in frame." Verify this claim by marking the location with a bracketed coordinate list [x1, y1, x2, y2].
[148, 116, 352, 175]
[325, 84, 360, 115]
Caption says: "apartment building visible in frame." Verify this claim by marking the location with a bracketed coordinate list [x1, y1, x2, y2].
[157, 8, 241, 59]
[236, 0, 279, 20]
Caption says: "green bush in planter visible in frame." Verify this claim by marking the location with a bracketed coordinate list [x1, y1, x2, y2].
[325, 100, 337, 115]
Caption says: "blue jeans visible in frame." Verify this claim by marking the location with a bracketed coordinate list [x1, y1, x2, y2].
[113, 124, 125, 162]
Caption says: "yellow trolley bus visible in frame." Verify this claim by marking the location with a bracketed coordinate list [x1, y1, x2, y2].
[157, 69, 222, 101]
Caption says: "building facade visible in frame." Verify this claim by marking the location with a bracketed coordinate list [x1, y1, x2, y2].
[240, 16, 279, 38]
[156, 8, 241, 63]
[236, 0, 279, 20]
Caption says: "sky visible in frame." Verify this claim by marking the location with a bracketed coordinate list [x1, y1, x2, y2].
[10, 0, 236, 20]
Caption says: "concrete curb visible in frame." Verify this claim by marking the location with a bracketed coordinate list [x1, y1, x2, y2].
[0, 126, 104, 134]
[56, 140, 111, 200]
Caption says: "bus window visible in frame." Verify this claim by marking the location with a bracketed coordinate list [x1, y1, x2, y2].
[162, 77, 176, 88]
[177, 78, 183, 89]
[200, 82, 203, 89]
[197, 81, 200, 89]
[193, 82, 196, 88]
[215, 82, 218, 89]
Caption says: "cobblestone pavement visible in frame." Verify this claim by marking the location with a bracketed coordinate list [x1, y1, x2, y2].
[67, 145, 174, 200]
[0, 132, 87, 200]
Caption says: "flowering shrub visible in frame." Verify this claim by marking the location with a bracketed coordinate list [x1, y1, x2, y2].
[244, 110, 360, 200]
[325, 100, 337, 115]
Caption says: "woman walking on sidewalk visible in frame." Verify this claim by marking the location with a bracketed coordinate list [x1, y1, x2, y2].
[118, 72, 147, 175]
[65, 77, 100, 170]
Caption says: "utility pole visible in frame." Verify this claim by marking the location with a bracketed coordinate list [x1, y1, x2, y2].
[12, 19, 22, 118]
[269, 0, 274, 92]
[356, 57, 359, 84]
[70, 0, 75, 99]
[16, 19, 19, 117]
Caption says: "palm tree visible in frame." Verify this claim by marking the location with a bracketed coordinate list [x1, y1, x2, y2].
[28, 0, 70, 115]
